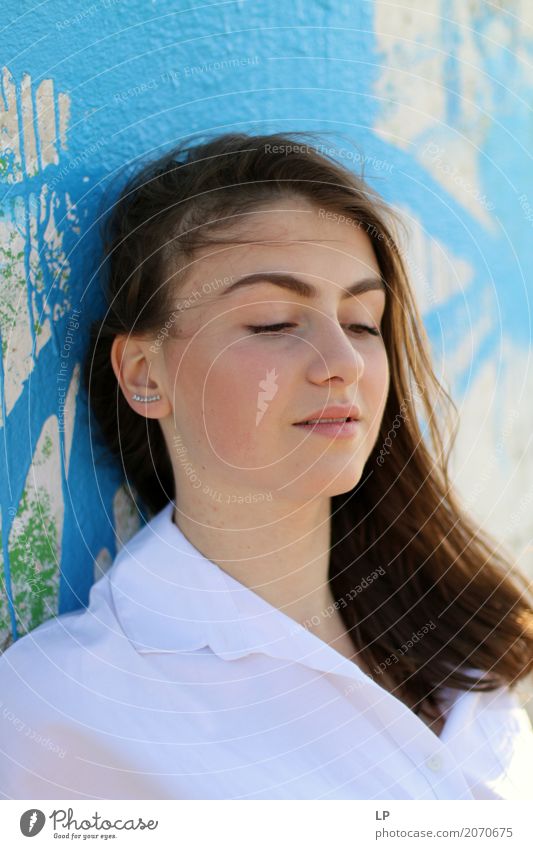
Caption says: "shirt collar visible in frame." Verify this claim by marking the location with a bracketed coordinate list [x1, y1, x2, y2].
[108, 501, 372, 686]
[108, 502, 460, 752]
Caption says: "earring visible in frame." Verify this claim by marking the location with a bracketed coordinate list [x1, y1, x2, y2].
[132, 393, 161, 402]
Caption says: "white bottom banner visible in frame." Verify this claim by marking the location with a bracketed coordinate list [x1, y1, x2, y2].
[1, 799, 531, 848]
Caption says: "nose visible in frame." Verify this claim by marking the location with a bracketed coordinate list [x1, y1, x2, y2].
[305, 320, 365, 386]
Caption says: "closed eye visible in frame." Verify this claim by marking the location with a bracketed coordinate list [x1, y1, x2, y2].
[247, 323, 381, 336]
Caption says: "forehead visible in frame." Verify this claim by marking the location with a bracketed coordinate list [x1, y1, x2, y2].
[175, 200, 383, 303]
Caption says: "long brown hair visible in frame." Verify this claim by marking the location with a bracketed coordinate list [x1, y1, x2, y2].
[84, 132, 533, 722]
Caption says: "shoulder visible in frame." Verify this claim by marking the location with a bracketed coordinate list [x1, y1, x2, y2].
[1, 567, 121, 677]
[0, 553, 147, 704]
[473, 685, 533, 738]
[0, 571, 139, 799]
[442, 682, 533, 736]
[442, 684, 533, 799]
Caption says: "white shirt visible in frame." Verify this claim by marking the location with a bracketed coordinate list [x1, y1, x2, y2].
[1, 501, 532, 800]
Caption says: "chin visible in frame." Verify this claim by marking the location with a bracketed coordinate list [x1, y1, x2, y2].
[293, 468, 365, 500]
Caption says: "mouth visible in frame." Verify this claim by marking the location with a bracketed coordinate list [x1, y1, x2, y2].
[294, 416, 358, 425]
[292, 417, 360, 438]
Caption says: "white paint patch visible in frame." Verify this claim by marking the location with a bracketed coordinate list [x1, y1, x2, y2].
[94, 547, 113, 582]
[448, 338, 533, 581]
[113, 485, 141, 552]
[0, 67, 22, 182]
[58, 92, 70, 150]
[63, 363, 80, 478]
[373, 1, 501, 229]
[373, 0, 446, 143]
[392, 210, 532, 579]
[17, 72, 69, 176]
[393, 205, 475, 312]
[94, 488, 143, 582]
[1, 66, 69, 180]
[35, 77, 60, 169]
[20, 73, 39, 178]
[437, 287, 494, 383]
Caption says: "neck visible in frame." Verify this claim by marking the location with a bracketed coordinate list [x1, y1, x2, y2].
[172, 495, 334, 629]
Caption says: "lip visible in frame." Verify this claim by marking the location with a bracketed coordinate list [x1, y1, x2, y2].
[292, 404, 361, 425]
[293, 419, 360, 438]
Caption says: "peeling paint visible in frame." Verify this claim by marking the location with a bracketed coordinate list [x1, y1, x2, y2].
[93, 547, 112, 582]
[394, 205, 475, 312]
[62, 363, 80, 477]
[371, 0, 529, 228]
[0, 185, 74, 416]
[0, 512, 12, 651]
[449, 338, 533, 577]
[0, 67, 22, 183]
[113, 486, 141, 552]
[1, 416, 63, 639]
[0, 65, 80, 646]
[372, 5, 533, 595]
[0, 67, 76, 425]
[89, 489, 141, 586]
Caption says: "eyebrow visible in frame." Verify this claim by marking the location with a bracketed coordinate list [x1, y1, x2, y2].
[218, 272, 386, 300]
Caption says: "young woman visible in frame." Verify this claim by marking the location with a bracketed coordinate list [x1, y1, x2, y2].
[1, 133, 532, 800]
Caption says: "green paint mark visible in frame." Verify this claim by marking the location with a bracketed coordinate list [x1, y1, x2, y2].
[0, 226, 27, 357]
[41, 433, 53, 458]
[0, 565, 13, 650]
[0, 485, 60, 639]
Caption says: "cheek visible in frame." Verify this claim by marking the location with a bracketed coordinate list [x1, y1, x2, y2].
[206, 346, 285, 449]
[366, 350, 390, 429]
[173, 339, 285, 459]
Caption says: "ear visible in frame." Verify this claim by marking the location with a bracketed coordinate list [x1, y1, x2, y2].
[111, 334, 171, 419]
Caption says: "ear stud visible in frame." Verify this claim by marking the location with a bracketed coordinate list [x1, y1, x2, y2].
[132, 393, 161, 402]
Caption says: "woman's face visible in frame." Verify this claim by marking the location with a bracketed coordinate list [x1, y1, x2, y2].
[158, 197, 390, 505]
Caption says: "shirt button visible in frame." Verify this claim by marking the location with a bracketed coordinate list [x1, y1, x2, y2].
[425, 754, 443, 772]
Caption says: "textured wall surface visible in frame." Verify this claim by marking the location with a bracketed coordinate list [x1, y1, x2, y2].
[1, 1, 533, 650]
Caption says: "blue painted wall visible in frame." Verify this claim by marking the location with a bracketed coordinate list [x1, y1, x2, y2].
[2, 1, 533, 646]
